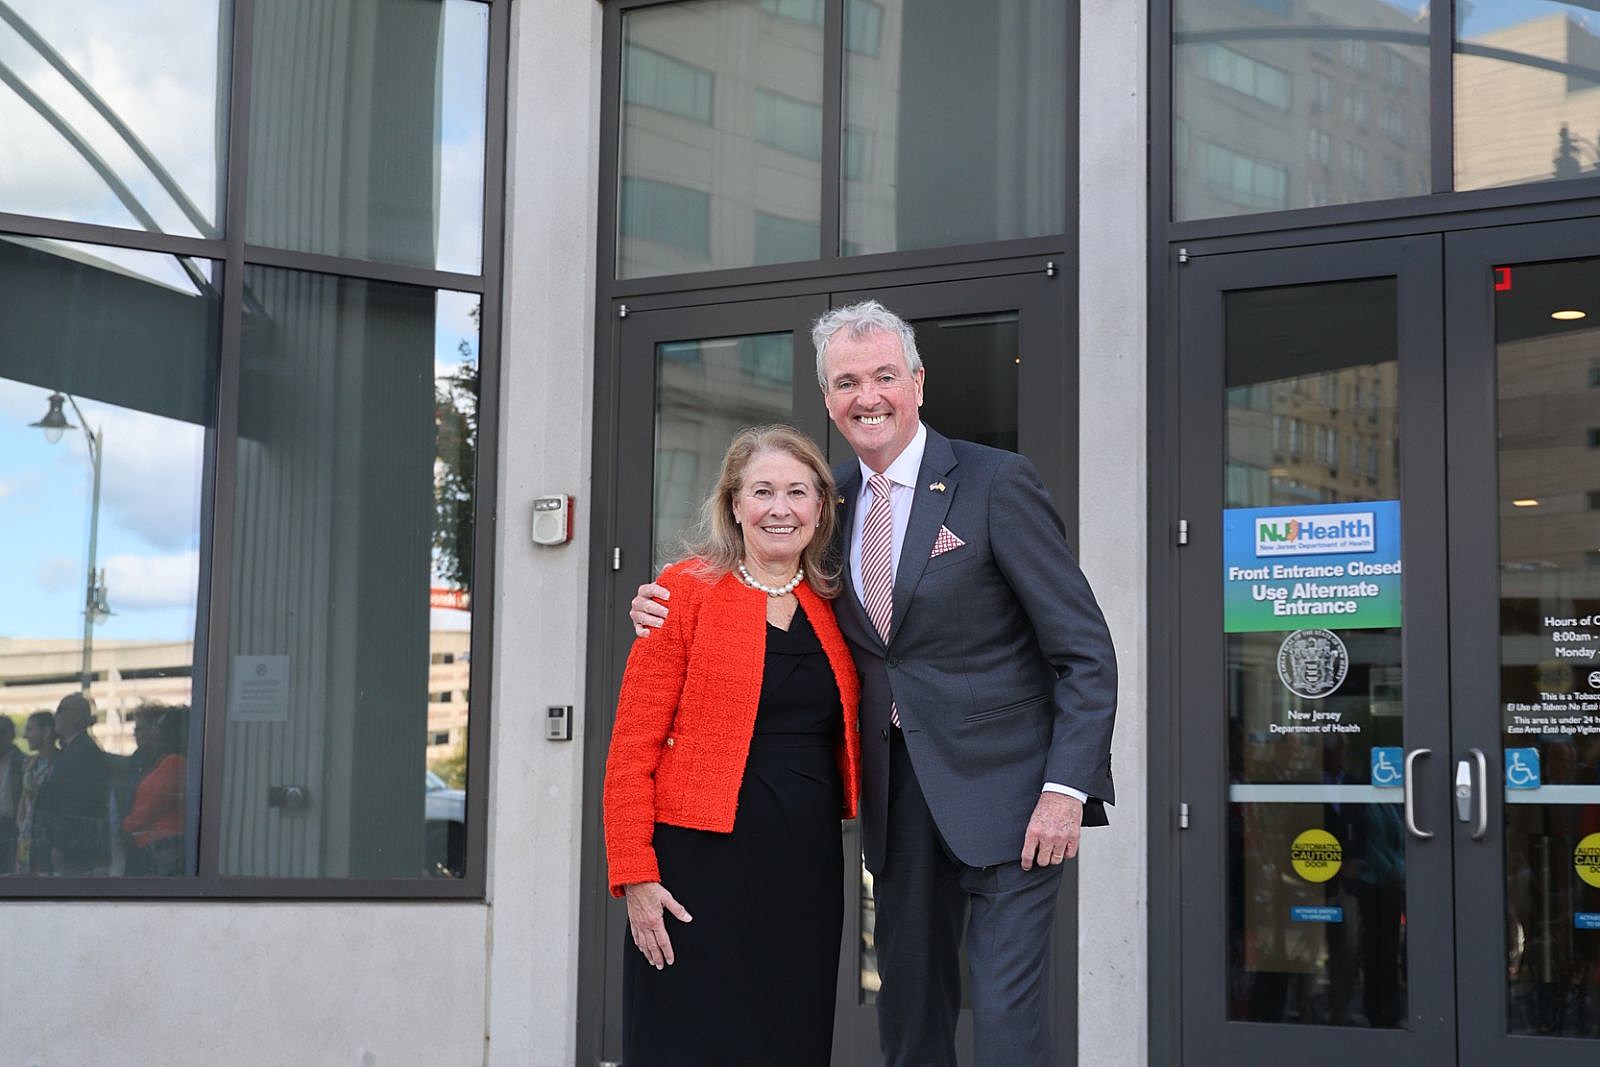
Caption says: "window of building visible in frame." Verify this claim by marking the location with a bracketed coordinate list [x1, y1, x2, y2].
[618, 0, 822, 278]
[1201, 44, 1292, 111]
[1172, 1, 1430, 221]
[1199, 141, 1289, 210]
[755, 90, 823, 161]
[620, 177, 712, 262]
[624, 44, 715, 124]
[1308, 126, 1332, 166]
[0, 0, 500, 896]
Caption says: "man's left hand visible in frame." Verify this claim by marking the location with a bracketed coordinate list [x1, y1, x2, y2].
[1020, 792, 1083, 870]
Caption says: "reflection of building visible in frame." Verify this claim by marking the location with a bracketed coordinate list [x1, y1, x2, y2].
[0, 632, 470, 766]
[652, 334, 793, 567]
[1175, 0, 1430, 218]
[1456, 14, 1600, 191]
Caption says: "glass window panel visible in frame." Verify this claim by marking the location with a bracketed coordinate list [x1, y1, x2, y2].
[220, 268, 478, 880]
[0, 1, 228, 236]
[1493, 257, 1600, 1036]
[246, 0, 488, 274]
[1173, 1, 1430, 221]
[1222, 279, 1407, 1027]
[619, 0, 823, 279]
[0, 237, 217, 879]
[652, 331, 793, 569]
[1455, 2, 1600, 191]
[843, 0, 1067, 255]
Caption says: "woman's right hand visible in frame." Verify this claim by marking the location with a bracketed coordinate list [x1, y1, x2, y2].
[624, 881, 693, 969]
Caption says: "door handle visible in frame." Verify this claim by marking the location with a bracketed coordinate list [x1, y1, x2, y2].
[1471, 747, 1489, 840]
[1455, 750, 1491, 840]
[1404, 747, 1432, 839]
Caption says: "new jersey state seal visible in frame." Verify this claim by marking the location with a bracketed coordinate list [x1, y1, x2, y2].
[1276, 628, 1349, 700]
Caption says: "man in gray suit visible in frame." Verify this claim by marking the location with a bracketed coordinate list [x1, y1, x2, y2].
[632, 300, 1117, 1066]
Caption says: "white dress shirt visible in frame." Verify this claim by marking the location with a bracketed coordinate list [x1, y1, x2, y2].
[848, 421, 1086, 805]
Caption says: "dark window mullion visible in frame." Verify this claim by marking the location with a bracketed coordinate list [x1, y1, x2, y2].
[1430, 0, 1453, 194]
[196, 0, 258, 882]
[820, 0, 843, 260]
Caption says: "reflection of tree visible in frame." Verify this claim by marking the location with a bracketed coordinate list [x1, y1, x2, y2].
[434, 304, 479, 590]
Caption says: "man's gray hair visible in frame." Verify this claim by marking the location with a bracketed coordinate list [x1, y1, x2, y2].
[811, 300, 923, 391]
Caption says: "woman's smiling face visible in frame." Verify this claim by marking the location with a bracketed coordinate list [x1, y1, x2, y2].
[732, 449, 819, 571]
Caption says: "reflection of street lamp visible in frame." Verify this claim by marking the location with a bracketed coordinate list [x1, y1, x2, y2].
[30, 392, 109, 692]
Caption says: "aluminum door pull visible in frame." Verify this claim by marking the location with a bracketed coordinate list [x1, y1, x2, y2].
[1471, 747, 1489, 840]
[1404, 747, 1432, 839]
[1455, 759, 1472, 822]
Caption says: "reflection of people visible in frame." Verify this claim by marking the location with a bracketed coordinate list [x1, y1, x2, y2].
[15, 711, 57, 874]
[634, 302, 1118, 1065]
[37, 694, 110, 876]
[114, 705, 165, 869]
[0, 718, 24, 875]
[603, 425, 860, 1065]
[122, 708, 188, 877]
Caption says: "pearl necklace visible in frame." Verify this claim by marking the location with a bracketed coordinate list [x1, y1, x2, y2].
[738, 562, 803, 597]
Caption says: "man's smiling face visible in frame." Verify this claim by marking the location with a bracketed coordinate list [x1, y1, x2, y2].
[821, 328, 924, 472]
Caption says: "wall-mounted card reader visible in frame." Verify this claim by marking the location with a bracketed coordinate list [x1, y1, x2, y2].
[532, 495, 573, 546]
[546, 705, 573, 741]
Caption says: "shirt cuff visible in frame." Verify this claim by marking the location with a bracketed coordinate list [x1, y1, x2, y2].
[1042, 782, 1088, 803]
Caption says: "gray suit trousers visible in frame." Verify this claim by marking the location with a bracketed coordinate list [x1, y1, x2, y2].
[874, 733, 1063, 1067]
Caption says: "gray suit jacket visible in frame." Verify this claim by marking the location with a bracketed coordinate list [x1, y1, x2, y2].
[833, 426, 1117, 873]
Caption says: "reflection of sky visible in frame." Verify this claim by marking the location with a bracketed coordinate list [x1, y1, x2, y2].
[2, 259, 482, 643]
[0, 0, 490, 272]
[0, 0, 226, 235]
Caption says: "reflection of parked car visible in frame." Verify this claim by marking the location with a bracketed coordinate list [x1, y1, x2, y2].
[425, 770, 465, 878]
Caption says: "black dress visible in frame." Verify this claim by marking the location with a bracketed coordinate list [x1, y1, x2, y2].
[623, 603, 845, 1066]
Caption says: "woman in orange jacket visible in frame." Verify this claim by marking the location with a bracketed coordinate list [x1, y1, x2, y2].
[603, 424, 860, 1066]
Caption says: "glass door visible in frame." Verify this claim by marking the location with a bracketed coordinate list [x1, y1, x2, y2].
[827, 270, 1073, 1066]
[1176, 237, 1457, 1064]
[1448, 219, 1600, 1066]
[596, 293, 829, 1063]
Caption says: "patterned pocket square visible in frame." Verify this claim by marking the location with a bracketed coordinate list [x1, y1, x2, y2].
[930, 526, 966, 557]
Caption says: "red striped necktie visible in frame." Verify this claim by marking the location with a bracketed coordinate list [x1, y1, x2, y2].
[861, 473, 900, 727]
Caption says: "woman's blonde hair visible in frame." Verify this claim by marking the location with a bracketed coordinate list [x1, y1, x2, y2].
[682, 424, 841, 598]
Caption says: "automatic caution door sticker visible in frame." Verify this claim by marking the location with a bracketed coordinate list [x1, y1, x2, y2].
[1576, 833, 1600, 889]
[1290, 828, 1343, 883]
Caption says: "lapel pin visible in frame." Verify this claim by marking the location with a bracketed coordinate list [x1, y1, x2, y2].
[837, 494, 846, 505]
[929, 481, 946, 493]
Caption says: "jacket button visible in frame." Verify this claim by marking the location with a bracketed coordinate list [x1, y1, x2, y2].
[880, 728, 888, 741]
[887, 656, 900, 668]
[665, 737, 675, 747]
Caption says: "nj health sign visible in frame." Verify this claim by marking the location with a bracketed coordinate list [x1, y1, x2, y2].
[1223, 500, 1402, 633]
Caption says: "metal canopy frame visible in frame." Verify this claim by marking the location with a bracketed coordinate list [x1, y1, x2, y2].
[0, 0, 510, 902]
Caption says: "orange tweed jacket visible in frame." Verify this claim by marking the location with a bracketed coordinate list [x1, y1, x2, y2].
[603, 560, 861, 896]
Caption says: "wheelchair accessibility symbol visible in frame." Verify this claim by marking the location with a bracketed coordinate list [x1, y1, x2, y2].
[1370, 747, 1404, 788]
[1505, 748, 1541, 790]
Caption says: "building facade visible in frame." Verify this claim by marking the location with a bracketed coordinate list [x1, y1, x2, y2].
[9, 0, 1600, 1064]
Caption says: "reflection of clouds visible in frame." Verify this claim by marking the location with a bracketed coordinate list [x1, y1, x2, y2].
[0, 0, 224, 234]
[435, 0, 488, 273]
[88, 403, 204, 552]
[103, 550, 199, 611]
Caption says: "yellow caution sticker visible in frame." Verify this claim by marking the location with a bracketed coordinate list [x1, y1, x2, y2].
[1575, 833, 1600, 889]
[1290, 828, 1343, 883]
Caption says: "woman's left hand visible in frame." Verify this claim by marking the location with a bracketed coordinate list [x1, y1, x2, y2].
[624, 880, 693, 969]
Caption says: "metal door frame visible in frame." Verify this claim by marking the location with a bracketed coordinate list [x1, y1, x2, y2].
[1445, 216, 1600, 1067]
[1174, 235, 1456, 1064]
